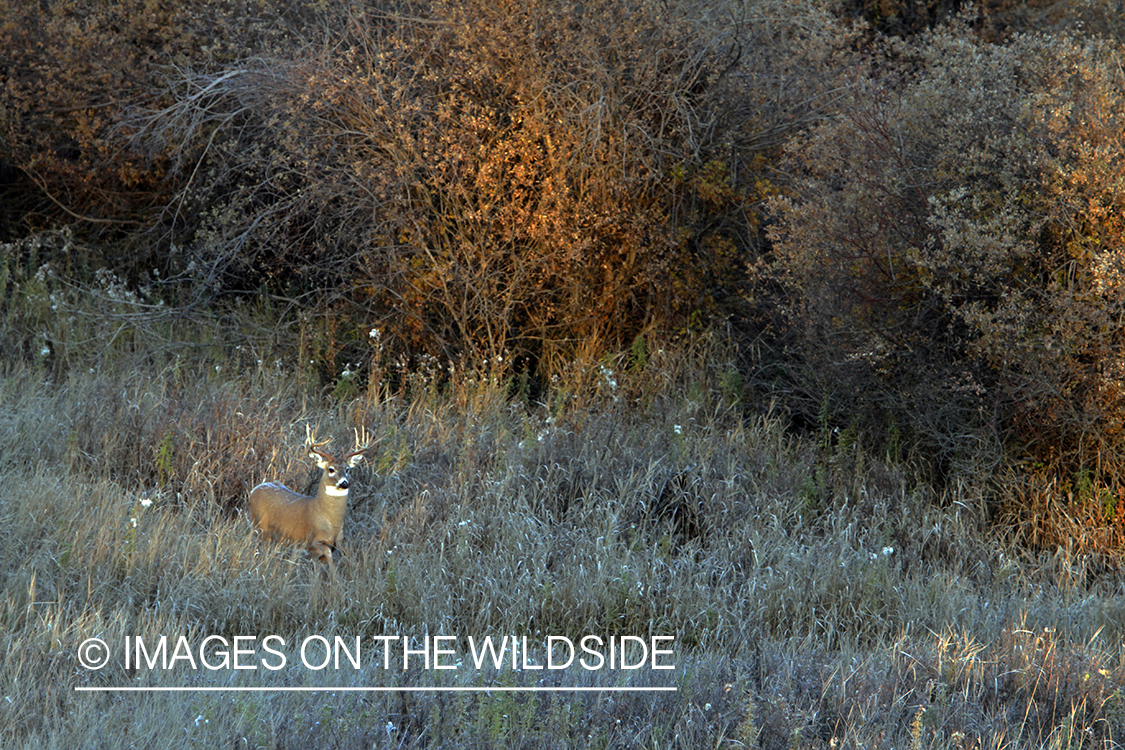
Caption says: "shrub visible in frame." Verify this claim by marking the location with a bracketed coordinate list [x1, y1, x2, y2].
[765, 26, 1125, 507]
[134, 0, 855, 376]
[0, 0, 311, 270]
[4, 0, 859, 383]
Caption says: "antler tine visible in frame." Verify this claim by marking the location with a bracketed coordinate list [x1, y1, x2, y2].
[304, 424, 333, 457]
[346, 425, 372, 460]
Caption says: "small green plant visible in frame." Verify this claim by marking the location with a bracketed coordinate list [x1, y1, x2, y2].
[155, 431, 176, 488]
[121, 493, 153, 570]
[628, 334, 649, 375]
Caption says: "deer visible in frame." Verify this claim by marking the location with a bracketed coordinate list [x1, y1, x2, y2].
[249, 426, 370, 570]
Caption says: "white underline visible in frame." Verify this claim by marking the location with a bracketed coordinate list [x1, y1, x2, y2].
[76, 686, 676, 693]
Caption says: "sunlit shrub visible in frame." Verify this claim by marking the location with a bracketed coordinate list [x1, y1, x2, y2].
[135, 0, 854, 376]
[3, 0, 858, 383]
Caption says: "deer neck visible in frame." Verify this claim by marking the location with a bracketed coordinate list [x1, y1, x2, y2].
[316, 480, 348, 520]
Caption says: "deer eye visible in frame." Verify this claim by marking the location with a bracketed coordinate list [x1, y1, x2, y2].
[327, 468, 337, 476]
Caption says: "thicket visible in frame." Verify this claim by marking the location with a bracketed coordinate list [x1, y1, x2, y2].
[130, 0, 854, 372]
[764, 25, 1125, 551]
[2, 0, 853, 371]
[0, 0, 315, 257]
[834, 0, 1125, 41]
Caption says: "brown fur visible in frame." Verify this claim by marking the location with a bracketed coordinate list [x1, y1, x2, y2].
[249, 436, 366, 569]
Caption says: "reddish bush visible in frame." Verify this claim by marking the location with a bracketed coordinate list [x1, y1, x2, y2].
[127, 0, 858, 376]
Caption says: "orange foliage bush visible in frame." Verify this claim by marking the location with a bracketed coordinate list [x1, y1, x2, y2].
[132, 0, 853, 373]
[3, 0, 856, 379]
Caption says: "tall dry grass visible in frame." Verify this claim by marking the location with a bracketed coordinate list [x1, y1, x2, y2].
[1, 314, 1122, 748]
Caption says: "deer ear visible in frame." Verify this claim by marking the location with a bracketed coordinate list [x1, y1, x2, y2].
[310, 451, 331, 468]
[347, 452, 365, 468]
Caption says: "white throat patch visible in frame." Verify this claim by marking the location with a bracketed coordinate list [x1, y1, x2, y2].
[324, 485, 349, 497]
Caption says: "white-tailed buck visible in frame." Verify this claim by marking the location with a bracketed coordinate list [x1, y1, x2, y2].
[249, 426, 369, 569]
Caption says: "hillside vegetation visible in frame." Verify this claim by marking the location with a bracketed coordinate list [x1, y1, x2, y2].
[1, 0, 1124, 747]
[1, 322, 1123, 748]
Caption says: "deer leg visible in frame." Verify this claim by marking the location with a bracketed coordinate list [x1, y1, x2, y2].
[309, 540, 334, 567]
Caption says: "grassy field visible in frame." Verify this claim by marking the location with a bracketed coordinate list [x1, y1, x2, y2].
[1, 2, 1124, 744]
[1, 326, 1122, 749]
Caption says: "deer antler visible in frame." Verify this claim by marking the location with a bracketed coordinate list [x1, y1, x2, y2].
[345, 425, 372, 462]
[305, 424, 333, 460]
